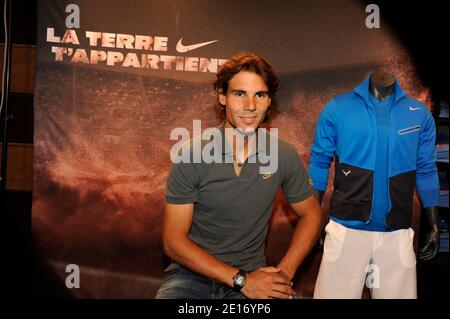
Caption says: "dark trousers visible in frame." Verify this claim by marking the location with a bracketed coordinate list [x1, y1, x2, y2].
[156, 265, 246, 299]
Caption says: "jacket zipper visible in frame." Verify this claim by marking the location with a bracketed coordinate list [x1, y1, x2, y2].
[365, 103, 377, 224]
[384, 102, 393, 230]
[384, 95, 407, 229]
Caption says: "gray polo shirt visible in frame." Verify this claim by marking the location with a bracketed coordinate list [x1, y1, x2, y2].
[165, 124, 314, 272]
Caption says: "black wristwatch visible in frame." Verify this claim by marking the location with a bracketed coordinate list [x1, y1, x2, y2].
[232, 269, 247, 291]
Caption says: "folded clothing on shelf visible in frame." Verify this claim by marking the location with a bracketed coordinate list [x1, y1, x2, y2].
[436, 144, 449, 163]
[439, 217, 449, 253]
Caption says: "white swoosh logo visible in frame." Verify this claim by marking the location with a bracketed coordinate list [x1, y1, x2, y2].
[409, 106, 422, 111]
[176, 38, 218, 53]
[342, 169, 352, 176]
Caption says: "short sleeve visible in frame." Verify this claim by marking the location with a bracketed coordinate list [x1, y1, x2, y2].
[165, 162, 199, 204]
[282, 145, 315, 203]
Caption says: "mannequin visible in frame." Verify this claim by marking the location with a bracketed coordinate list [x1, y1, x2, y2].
[315, 71, 440, 260]
[310, 71, 441, 298]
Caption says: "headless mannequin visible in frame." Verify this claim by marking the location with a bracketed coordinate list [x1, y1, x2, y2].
[316, 71, 440, 260]
[369, 70, 394, 100]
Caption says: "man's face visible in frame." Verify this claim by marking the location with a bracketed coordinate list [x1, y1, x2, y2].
[219, 71, 271, 132]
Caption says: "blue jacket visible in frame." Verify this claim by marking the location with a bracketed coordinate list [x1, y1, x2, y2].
[309, 77, 439, 230]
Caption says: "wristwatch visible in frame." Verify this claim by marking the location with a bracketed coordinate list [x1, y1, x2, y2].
[232, 269, 247, 291]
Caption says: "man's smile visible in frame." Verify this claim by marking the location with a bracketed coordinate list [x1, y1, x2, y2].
[239, 116, 257, 124]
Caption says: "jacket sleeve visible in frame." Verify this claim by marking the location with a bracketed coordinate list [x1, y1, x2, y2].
[416, 110, 439, 207]
[309, 99, 338, 191]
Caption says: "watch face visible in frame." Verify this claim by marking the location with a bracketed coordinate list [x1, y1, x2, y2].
[235, 275, 245, 286]
[233, 272, 246, 289]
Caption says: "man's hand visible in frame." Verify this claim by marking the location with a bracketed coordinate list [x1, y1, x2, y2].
[240, 267, 295, 299]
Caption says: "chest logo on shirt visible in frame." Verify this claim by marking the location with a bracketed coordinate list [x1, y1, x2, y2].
[342, 169, 352, 176]
[409, 106, 422, 111]
[262, 173, 273, 180]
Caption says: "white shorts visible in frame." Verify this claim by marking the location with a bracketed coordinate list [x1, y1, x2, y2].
[313, 219, 417, 299]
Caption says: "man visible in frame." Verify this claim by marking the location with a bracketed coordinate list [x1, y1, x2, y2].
[309, 71, 439, 298]
[156, 53, 322, 299]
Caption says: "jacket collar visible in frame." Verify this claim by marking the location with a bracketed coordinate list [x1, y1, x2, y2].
[353, 73, 407, 106]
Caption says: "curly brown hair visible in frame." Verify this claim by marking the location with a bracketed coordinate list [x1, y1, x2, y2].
[213, 52, 280, 122]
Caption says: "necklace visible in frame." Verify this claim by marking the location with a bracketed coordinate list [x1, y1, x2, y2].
[232, 154, 243, 167]
[232, 154, 243, 176]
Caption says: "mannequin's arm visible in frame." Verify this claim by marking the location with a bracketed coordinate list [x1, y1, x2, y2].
[316, 190, 324, 203]
[315, 190, 329, 248]
[419, 206, 440, 261]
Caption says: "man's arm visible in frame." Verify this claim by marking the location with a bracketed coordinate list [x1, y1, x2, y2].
[163, 203, 295, 298]
[276, 194, 323, 280]
[163, 203, 237, 286]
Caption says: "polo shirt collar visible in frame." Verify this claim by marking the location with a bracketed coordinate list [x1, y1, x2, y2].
[217, 122, 268, 156]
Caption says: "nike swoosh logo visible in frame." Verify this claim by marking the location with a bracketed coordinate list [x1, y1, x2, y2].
[262, 173, 272, 180]
[409, 106, 422, 111]
[176, 38, 218, 53]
